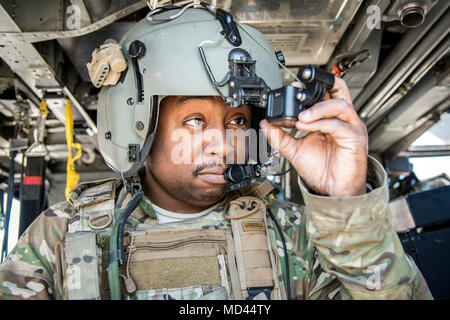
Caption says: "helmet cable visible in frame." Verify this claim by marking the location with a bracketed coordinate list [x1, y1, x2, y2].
[198, 37, 231, 100]
[146, 1, 202, 22]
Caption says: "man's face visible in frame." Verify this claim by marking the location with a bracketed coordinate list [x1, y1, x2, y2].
[146, 96, 252, 208]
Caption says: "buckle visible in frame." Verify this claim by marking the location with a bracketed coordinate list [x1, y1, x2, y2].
[87, 210, 113, 230]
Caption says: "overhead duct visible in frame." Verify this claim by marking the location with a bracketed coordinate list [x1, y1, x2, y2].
[354, 0, 449, 112]
[367, 35, 450, 131]
[398, 2, 428, 28]
[358, 7, 450, 121]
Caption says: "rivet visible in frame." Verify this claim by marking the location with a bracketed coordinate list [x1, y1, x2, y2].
[302, 68, 312, 80]
[135, 121, 144, 131]
[296, 92, 306, 101]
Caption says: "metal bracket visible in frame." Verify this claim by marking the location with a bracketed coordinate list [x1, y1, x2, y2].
[127, 144, 140, 163]
[215, 8, 242, 47]
[9, 138, 28, 154]
[228, 48, 270, 108]
[128, 40, 146, 104]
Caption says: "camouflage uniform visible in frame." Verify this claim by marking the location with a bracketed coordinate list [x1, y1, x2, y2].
[0, 157, 432, 300]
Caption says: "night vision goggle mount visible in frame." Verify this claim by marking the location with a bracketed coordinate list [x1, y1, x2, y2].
[224, 48, 335, 120]
[215, 50, 335, 192]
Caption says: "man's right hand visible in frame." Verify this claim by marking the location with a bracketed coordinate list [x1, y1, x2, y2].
[260, 77, 369, 197]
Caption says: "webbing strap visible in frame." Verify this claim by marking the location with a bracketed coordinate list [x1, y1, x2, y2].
[65, 98, 82, 200]
[40, 99, 48, 117]
[19, 156, 46, 237]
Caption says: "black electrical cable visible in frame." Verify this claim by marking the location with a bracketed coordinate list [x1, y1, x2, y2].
[117, 192, 143, 265]
[267, 207, 291, 300]
[267, 165, 294, 177]
[198, 46, 230, 100]
[0, 190, 4, 219]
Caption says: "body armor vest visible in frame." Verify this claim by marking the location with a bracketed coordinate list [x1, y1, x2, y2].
[58, 179, 285, 300]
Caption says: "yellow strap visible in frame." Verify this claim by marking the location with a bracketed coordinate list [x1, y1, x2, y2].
[39, 98, 48, 117]
[65, 98, 82, 200]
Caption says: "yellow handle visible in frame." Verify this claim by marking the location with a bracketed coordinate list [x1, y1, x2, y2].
[65, 98, 82, 200]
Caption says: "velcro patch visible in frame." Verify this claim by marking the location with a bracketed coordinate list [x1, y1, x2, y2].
[242, 221, 265, 232]
[130, 256, 221, 290]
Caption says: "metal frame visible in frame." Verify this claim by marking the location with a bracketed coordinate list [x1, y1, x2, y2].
[400, 145, 450, 157]
[0, 1, 146, 44]
[0, 4, 97, 135]
[354, 0, 450, 114]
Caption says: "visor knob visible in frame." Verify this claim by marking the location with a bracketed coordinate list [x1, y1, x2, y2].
[128, 40, 146, 59]
[224, 165, 247, 183]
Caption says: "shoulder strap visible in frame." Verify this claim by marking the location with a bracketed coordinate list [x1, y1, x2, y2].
[64, 180, 119, 300]
[67, 180, 118, 233]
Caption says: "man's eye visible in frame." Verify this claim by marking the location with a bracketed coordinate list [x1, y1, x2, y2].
[185, 118, 204, 127]
[229, 117, 247, 126]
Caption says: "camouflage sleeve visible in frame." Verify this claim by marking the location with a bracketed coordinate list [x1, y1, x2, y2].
[0, 201, 72, 300]
[297, 156, 433, 300]
[267, 198, 340, 300]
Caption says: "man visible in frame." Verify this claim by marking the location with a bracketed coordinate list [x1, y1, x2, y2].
[0, 5, 431, 300]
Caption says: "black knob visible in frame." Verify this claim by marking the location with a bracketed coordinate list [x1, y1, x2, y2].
[128, 40, 146, 59]
[275, 50, 285, 66]
[224, 165, 247, 183]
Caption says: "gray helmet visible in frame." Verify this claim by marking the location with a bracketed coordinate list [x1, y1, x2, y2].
[97, 6, 283, 178]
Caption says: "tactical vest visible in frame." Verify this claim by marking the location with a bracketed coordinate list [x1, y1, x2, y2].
[57, 179, 286, 300]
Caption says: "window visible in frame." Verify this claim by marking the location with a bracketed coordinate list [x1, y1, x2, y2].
[408, 113, 450, 181]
